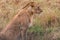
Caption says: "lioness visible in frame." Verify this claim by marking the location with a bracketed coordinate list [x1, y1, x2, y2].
[0, 2, 42, 40]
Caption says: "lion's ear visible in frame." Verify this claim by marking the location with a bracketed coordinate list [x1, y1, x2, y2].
[29, 2, 35, 7]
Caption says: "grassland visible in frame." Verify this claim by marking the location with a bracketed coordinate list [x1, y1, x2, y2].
[0, 0, 60, 40]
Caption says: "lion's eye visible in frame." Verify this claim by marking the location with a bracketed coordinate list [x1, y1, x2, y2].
[37, 7, 40, 10]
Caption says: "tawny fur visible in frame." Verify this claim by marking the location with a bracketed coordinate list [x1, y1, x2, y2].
[0, 2, 42, 40]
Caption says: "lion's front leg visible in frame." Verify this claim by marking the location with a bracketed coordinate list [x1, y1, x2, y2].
[20, 26, 28, 40]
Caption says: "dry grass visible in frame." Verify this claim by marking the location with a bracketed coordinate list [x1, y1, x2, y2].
[0, 0, 60, 40]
